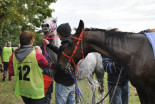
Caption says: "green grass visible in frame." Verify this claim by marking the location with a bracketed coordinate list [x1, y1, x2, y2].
[75, 74, 140, 104]
[0, 57, 140, 104]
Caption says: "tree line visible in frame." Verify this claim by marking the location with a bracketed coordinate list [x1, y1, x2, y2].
[0, 0, 56, 46]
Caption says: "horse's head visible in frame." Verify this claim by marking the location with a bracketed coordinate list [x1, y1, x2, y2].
[41, 17, 57, 35]
[59, 20, 86, 73]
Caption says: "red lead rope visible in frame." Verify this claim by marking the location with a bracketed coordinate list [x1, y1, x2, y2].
[62, 29, 85, 71]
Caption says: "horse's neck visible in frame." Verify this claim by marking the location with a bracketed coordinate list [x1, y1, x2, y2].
[51, 31, 61, 48]
[45, 31, 61, 63]
[85, 31, 141, 65]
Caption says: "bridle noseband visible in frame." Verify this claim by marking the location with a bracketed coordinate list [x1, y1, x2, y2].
[62, 29, 85, 71]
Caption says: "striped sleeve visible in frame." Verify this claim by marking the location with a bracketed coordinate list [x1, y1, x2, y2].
[102, 57, 122, 74]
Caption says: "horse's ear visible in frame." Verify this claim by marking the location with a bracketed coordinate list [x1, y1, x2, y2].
[79, 20, 84, 29]
[75, 20, 84, 37]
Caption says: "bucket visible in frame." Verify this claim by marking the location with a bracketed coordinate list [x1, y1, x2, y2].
[43, 74, 53, 95]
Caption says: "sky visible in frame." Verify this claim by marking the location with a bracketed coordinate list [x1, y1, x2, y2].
[50, 0, 155, 32]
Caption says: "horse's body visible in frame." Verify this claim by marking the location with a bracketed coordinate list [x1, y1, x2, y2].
[76, 52, 104, 104]
[59, 20, 155, 104]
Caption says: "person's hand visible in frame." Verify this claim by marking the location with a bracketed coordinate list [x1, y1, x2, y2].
[51, 63, 59, 70]
[51, 63, 56, 69]
[42, 39, 49, 45]
[35, 46, 42, 54]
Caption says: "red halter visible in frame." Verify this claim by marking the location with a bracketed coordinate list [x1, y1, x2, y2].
[42, 21, 57, 56]
[43, 34, 56, 56]
[62, 29, 85, 71]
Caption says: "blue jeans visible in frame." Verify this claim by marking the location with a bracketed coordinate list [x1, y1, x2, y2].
[55, 83, 75, 104]
[108, 83, 129, 104]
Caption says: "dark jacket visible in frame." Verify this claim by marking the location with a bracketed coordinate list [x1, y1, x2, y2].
[47, 37, 74, 86]
[102, 57, 128, 86]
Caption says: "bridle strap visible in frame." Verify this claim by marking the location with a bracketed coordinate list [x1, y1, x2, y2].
[48, 22, 57, 33]
[43, 31, 56, 57]
[62, 29, 85, 102]
[62, 29, 85, 71]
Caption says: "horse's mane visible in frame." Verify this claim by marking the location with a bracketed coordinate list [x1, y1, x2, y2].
[83, 28, 139, 60]
[84, 27, 138, 39]
[84, 28, 135, 33]
[74, 27, 139, 42]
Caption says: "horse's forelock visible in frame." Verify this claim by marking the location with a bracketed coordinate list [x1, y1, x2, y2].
[42, 17, 57, 24]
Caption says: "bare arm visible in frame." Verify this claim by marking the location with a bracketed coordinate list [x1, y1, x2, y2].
[148, 28, 155, 32]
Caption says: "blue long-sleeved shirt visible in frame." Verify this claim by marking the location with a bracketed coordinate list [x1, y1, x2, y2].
[102, 57, 128, 85]
[102, 57, 123, 74]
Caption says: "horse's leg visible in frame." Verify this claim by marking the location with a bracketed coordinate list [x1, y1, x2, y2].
[146, 86, 155, 104]
[75, 83, 80, 104]
[87, 74, 96, 104]
[95, 71, 104, 104]
[136, 89, 148, 104]
[94, 59, 104, 104]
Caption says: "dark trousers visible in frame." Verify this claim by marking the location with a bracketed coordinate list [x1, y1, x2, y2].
[3, 62, 12, 80]
[21, 96, 46, 104]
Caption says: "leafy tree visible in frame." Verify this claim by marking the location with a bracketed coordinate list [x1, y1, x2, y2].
[0, 0, 56, 45]
[34, 30, 43, 46]
[1, 20, 21, 46]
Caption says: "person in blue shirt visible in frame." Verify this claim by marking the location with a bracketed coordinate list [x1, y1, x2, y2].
[102, 57, 129, 104]
[102, 28, 129, 104]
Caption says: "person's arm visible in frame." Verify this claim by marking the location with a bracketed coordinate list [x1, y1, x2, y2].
[47, 43, 59, 54]
[36, 51, 49, 68]
[9, 52, 14, 76]
[148, 28, 155, 32]
[42, 39, 59, 54]
[12, 47, 14, 52]
[102, 58, 122, 74]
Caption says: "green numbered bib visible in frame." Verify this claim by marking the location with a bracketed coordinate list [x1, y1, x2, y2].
[13, 50, 44, 99]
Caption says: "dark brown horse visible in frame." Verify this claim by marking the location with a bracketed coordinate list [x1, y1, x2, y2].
[59, 20, 155, 104]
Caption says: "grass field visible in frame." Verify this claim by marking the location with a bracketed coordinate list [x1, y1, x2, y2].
[0, 56, 140, 104]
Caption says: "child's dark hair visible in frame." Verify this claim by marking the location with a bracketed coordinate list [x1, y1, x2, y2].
[20, 30, 35, 46]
